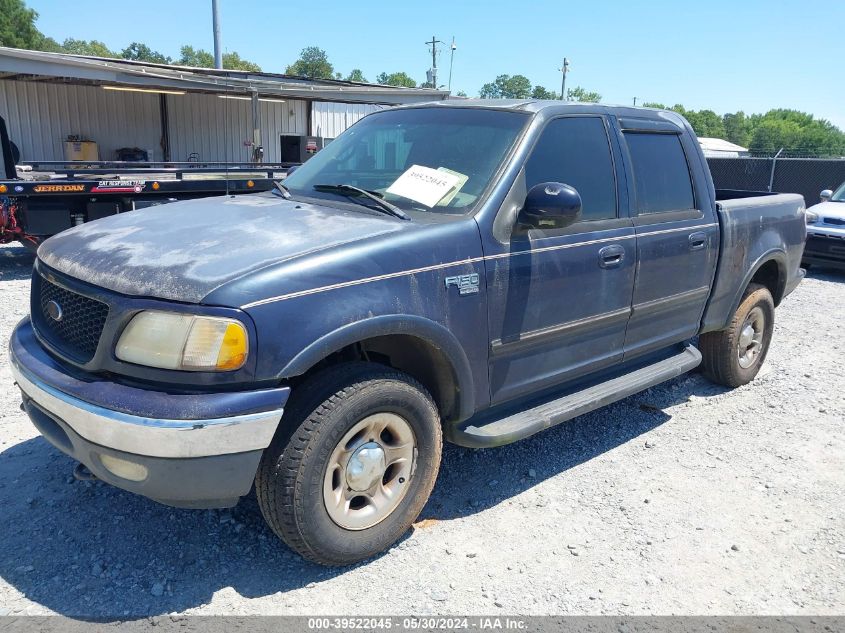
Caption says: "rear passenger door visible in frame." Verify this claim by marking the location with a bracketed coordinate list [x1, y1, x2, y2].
[620, 122, 719, 357]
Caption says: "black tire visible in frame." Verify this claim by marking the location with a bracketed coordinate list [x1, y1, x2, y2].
[700, 283, 775, 388]
[255, 362, 442, 566]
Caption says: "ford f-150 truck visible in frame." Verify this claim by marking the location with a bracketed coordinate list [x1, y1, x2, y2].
[9, 101, 807, 566]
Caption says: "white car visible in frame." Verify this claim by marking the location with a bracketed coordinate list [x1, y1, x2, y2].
[804, 182, 845, 270]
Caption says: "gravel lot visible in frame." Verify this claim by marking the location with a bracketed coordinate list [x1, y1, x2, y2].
[0, 243, 843, 618]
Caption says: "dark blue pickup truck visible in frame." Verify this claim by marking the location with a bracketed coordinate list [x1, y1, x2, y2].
[9, 101, 806, 565]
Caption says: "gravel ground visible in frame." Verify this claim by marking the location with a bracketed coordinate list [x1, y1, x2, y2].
[0, 243, 843, 618]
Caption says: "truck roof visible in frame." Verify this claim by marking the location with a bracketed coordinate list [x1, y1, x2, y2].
[397, 99, 686, 124]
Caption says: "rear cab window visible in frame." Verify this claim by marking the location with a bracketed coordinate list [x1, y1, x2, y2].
[623, 132, 696, 214]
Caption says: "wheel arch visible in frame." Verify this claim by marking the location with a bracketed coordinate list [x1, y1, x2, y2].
[735, 250, 788, 312]
[278, 315, 476, 423]
[748, 257, 787, 304]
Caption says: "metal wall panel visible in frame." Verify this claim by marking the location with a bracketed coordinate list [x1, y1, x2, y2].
[167, 93, 307, 164]
[312, 102, 388, 139]
[0, 79, 161, 162]
[259, 98, 308, 162]
[0, 80, 372, 164]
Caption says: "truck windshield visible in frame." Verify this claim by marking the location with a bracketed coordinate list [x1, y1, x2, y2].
[282, 107, 529, 214]
[832, 182, 845, 202]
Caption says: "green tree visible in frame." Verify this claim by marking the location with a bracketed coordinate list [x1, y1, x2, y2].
[479, 74, 532, 99]
[566, 86, 601, 103]
[121, 42, 171, 64]
[455, 90, 468, 97]
[747, 109, 845, 156]
[222, 51, 261, 72]
[673, 106, 725, 138]
[178, 45, 214, 67]
[177, 45, 260, 71]
[376, 71, 417, 88]
[723, 111, 751, 146]
[0, 0, 46, 49]
[345, 68, 367, 82]
[37, 36, 63, 52]
[531, 85, 559, 100]
[61, 38, 116, 58]
[285, 46, 334, 79]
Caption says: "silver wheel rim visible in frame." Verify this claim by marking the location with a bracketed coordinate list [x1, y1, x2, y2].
[323, 412, 416, 530]
[737, 306, 765, 369]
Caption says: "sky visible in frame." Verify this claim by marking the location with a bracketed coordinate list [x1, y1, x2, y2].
[27, 0, 845, 130]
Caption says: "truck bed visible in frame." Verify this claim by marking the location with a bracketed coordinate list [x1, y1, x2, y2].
[701, 190, 806, 333]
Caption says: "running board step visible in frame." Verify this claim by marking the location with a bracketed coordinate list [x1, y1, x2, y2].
[451, 345, 702, 448]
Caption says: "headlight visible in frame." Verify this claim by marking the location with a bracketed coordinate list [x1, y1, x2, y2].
[116, 311, 248, 371]
[805, 209, 819, 225]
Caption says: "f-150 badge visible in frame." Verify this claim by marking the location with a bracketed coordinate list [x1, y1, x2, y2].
[445, 273, 480, 295]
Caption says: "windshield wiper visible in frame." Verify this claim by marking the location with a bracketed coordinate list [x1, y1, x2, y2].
[313, 184, 410, 221]
[272, 180, 291, 199]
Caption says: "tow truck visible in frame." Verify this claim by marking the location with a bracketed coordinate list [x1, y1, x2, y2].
[0, 116, 291, 251]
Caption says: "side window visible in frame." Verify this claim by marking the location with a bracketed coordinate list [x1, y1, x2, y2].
[524, 117, 617, 221]
[624, 133, 695, 214]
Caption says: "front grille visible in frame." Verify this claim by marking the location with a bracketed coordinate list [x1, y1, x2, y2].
[37, 276, 109, 362]
[823, 217, 845, 226]
[806, 235, 845, 258]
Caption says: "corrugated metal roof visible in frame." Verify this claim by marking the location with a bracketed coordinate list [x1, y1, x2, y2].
[0, 47, 449, 105]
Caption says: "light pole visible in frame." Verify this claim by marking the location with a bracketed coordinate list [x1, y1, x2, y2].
[559, 58, 570, 100]
[448, 37, 457, 93]
[212, 0, 223, 69]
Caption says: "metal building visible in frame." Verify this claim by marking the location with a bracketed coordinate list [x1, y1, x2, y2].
[0, 47, 447, 164]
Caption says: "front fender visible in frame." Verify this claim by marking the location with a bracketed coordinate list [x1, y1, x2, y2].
[278, 314, 476, 420]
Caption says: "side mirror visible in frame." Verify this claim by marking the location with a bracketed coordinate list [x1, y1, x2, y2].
[519, 182, 582, 230]
[286, 164, 300, 177]
[820, 189, 833, 202]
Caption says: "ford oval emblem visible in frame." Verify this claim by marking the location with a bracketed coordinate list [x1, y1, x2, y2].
[46, 300, 63, 322]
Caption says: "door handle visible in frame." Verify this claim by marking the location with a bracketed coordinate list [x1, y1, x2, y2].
[689, 232, 708, 251]
[598, 244, 625, 269]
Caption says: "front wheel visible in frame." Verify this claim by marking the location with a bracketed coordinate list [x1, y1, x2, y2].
[255, 362, 442, 566]
[699, 283, 775, 388]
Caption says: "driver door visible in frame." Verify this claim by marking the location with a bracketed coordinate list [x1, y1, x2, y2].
[484, 116, 636, 404]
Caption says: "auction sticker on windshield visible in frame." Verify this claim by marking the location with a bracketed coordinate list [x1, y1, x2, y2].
[386, 164, 462, 207]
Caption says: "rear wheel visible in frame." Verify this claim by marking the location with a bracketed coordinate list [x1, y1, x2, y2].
[255, 362, 442, 566]
[700, 283, 774, 387]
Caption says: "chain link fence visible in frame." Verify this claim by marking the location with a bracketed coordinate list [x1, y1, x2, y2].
[707, 157, 845, 206]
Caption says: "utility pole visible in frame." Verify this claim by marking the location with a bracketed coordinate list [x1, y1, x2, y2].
[633, 97, 637, 106]
[448, 37, 457, 93]
[212, 0, 223, 69]
[559, 58, 570, 101]
[425, 35, 443, 88]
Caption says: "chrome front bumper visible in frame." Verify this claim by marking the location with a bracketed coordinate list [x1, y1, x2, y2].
[10, 317, 289, 508]
[11, 362, 284, 459]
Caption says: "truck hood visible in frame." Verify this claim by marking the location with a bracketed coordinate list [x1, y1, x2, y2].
[38, 193, 407, 303]
[807, 200, 845, 220]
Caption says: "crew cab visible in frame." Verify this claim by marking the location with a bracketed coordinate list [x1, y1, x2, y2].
[9, 101, 807, 566]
